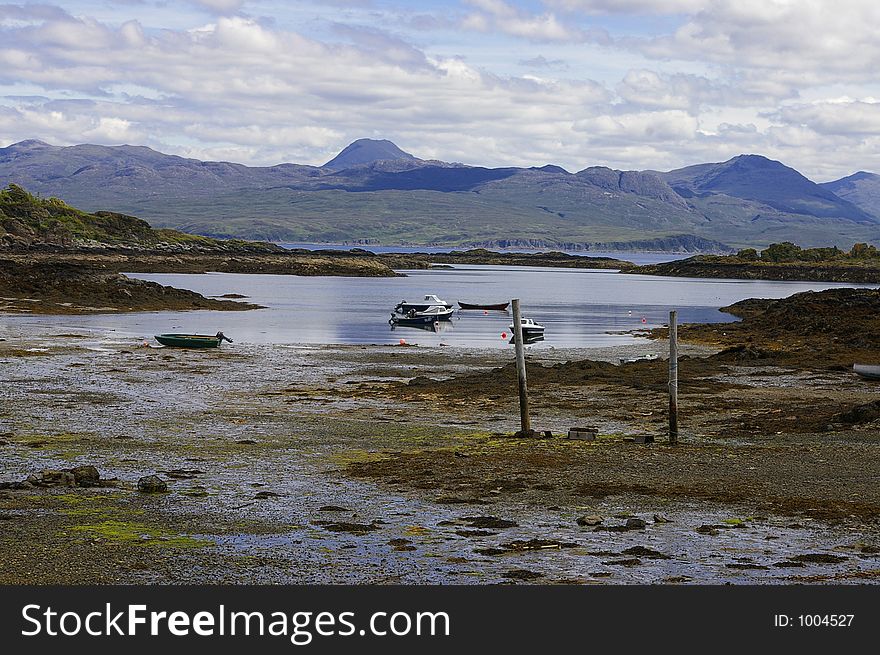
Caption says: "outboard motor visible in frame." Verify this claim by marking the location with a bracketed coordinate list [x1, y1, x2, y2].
[216, 331, 233, 343]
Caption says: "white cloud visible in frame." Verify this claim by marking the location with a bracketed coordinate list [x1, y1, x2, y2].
[771, 99, 880, 137]
[638, 0, 880, 84]
[462, 0, 588, 42]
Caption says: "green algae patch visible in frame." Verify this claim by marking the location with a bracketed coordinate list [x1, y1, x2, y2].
[70, 520, 209, 548]
[403, 525, 431, 536]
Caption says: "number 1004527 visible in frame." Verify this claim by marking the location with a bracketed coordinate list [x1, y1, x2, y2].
[774, 614, 854, 627]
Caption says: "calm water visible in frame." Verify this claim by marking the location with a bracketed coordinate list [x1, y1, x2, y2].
[2, 265, 873, 349]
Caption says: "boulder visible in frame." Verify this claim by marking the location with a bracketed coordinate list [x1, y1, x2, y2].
[137, 475, 168, 493]
[71, 465, 101, 486]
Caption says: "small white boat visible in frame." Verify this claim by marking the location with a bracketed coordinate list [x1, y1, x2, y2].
[394, 295, 452, 314]
[509, 317, 545, 336]
[390, 305, 454, 326]
[853, 364, 880, 380]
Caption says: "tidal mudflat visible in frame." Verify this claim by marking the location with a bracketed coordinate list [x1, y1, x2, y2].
[1, 324, 878, 585]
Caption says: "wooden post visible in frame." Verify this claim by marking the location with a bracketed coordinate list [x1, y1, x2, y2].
[511, 298, 530, 436]
[668, 309, 679, 445]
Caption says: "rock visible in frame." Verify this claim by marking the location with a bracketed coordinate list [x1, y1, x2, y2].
[625, 518, 646, 530]
[459, 516, 518, 529]
[474, 547, 508, 556]
[726, 563, 768, 570]
[455, 529, 498, 537]
[318, 505, 350, 512]
[315, 521, 380, 535]
[834, 400, 880, 425]
[71, 465, 101, 487]
[622, 546, 671, 560]
[696, 524, 721, 535]
[653, 514, 672, 523]
[602, 558, 642, 566]
[254, 491, 282, 500]
[790, 553, 847, 564]
[137, 475, 168, 493]
[576, 514, 603, 527]
[39, 470, 76, 486]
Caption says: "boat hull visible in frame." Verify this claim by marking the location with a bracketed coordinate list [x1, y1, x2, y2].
[854, 364, 880, 380]
[155, 334, 222, 348]
[458, 301, 510, 311]
[390, 310, 453, 326]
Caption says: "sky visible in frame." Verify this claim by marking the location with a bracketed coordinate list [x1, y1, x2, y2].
[1, 0, 879, 180]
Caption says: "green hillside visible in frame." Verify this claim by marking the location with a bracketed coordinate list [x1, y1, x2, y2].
[0, 184, 277, 251]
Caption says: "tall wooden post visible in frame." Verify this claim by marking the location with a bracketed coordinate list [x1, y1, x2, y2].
[511, 298, 530, 436]
[668, 309, 679, 445]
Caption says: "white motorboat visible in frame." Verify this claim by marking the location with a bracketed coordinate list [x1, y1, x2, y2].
[390, 304, 455, 326]
[509, 317, 545, 336]
[394, 294, 453, 314]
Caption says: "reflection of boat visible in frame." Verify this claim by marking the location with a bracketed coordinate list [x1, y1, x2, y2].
[390, 305, 455, 326]
[510, 334, 545, 345]
[458, 301, 510, 311]
[394, 295, 452, 313]
[155, 332, 233, 348]
[390, 320, 454, 333]
[853, 364, 880, 380]
[509, 317, 545, 337]
[619, 353, 660, 364]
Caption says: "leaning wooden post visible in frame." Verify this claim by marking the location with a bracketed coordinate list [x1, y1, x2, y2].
[668, 309, 679, 445]
[511, 298, 531, 436]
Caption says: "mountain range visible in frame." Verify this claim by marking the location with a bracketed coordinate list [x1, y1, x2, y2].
[2, 137, 879, 251]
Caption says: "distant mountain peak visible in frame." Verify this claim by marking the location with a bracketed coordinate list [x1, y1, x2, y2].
[6, 139, 53, 150]
[323, 138, 417, 170]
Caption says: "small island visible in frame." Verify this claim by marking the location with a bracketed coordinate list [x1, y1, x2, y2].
[631, 241, 880, 283]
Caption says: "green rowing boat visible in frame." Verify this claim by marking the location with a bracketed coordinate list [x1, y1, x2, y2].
[155, 332, 233, 348]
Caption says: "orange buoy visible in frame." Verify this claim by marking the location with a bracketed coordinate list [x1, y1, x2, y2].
[501, 332, 507, 339]
[641, 317, 647, 324]
[399, 338, 406, 345]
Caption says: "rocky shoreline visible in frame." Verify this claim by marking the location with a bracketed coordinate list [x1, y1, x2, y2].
[0, 259, 263, 314]
[631, 254, 880, 283]
[648, 287, 880, 367]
